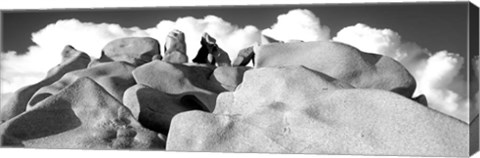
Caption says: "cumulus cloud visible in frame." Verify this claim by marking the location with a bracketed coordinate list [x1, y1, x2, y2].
[262, 9, 330, 42]
[1, 17, 261, 95]
[333, 23, 471, 122]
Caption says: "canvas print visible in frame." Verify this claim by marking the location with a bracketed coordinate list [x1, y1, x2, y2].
[0, 1, 478, 157]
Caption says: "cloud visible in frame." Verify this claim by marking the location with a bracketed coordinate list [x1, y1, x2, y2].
[262, 9, 330, 42]
[333, 23, 470, 122]
[1, 17, 261, 95]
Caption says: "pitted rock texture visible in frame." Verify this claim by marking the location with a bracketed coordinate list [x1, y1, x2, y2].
[166, 66, 468, 157]
[0, 78, 164, 149]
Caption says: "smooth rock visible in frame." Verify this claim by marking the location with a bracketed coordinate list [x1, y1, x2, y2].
[253, 41, 417, 98]
[0, 46, 90, 122]
[163, 30, 188, 64]
[99, 37, 160, 66]
[27, 61, 136, 109]
[167, 66, 468, 157]
[132, 60, 226, 111]
[0, 77, 164, 149]
[123, 84, 207, 135]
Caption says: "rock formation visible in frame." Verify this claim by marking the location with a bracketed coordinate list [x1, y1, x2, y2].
[27, 61, 136, 109]
[123, 84, 207, 136]
[96, 37, 160, 67]
[1, 46, 90, 122]
[192, 33, 231, 66]
[253, 41, 417, 98]
[0, 33, 470, 157]
[0, 78, 164, 149]
[232, 46, 255, 66]
[163, 30, 188, 64]
[131, 60, 226, 111]
[166, 66, 468, 157]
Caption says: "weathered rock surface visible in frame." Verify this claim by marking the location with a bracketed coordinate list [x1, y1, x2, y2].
[163, 30, 188, 64]
[98, 37, 160, 66]
[27, 61, 136, 109]
[166, 66, 468, 157]
[123, 84, 208, 135]
[209, 66, 251, 91]
[253, 41, 417, 98]
[1, 46, 91, 122]
[0, 77, 164, 149]
[132, 60, 226, 111]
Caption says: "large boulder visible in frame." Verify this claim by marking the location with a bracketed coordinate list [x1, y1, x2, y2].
[0, 77, 164, 149]
[253, 41, 416, 98]
[98, 37, 160, 66]
[163, 30, 188, 64]
[1, 46, 91, 122]
[132, 60, 226, 111]
[166, 66, 468, 157]
[123, 84, 207, 135]
[27, 61, 136, 109]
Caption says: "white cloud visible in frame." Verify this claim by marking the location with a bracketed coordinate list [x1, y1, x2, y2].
[262, 9, 330, 42]
[417, 51, 468, 118]
[333, 23, 470, 122]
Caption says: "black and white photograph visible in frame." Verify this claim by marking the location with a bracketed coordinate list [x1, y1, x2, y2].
[0, 0, 479, 157]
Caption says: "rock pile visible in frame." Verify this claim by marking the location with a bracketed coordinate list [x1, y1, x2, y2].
[0, 31, 469, 156]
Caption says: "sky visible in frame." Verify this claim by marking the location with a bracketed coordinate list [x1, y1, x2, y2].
[0, 1, 478, 123]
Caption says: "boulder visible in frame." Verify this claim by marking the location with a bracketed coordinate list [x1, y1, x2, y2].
[123, 84, 207, 135]
[166, 66, 468, 157]
[132, 60, 226, 111]
[209, 66, 251, 91]
[0, 77, 164, 149]
[163, 30, 188, 64]
[192, 33, 231, 66]
[99, 37, 160, 66]
[1, 46, 91, 122]
[27, 61, 136, 109]
[232, 46, 255, 66]
[253, 41, 417, 98]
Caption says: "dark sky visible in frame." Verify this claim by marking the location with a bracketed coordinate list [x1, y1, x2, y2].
[1, 2, 470, 57]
